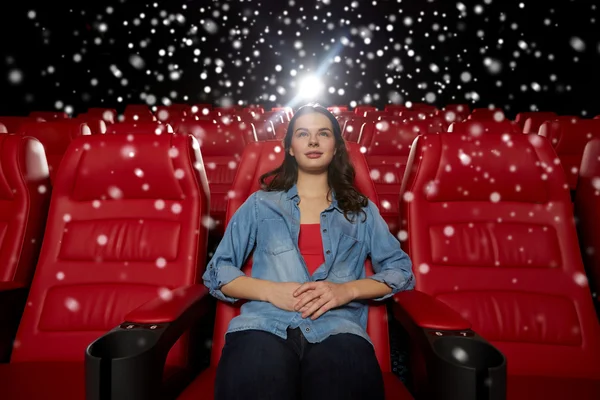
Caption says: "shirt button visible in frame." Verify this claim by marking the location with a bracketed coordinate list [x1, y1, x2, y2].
[322, 215, 326, 218]
[326, 250, 331, 254]
[322, 229, 327, 233]
[305, 327, 310, 332]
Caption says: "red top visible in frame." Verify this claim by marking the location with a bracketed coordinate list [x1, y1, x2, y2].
[298, 224, 325, 276]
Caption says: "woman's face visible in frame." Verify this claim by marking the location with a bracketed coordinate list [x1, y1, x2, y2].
[289, 112, 336, 174]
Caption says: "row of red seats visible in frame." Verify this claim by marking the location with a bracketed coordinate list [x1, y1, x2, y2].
[1, 124, 599, 398]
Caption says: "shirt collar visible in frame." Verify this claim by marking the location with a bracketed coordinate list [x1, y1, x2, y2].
[285, 184, 341, 212]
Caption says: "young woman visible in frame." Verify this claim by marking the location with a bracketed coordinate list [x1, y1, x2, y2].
[202, 104, 415, 400]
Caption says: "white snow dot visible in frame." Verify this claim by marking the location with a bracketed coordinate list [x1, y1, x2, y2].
[97, 235, 108, 246]
[156, 257, 167, 269]
[443, 226, 455, 237]
[174, 169, 185, 179]
[490, 192, 501, 203]
[452, 347, 469, 363]
[418, 263, 430, 274]
[397, 230, 408, 241]
[574, 272, 588, 287]
[56, 272, 65, 281]
[403, 191, 414, 202]
[171, 203, 182, 214]
[64, 297, 80, 312]
[63, 214, 72, 222]
[154, 199, 165, 210]
[158, 287, 173, 301]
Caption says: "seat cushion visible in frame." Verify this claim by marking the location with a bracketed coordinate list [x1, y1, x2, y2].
[0, 362, 84, 399]
[508, 374, 600, 400]
[178, 368, 413, 399]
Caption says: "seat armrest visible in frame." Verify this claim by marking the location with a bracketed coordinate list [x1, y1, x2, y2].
[392, 290, 471, 331]
[85, 284, 215, 400]
[391, 290, 506, 400]
[0, 282, 30, 363]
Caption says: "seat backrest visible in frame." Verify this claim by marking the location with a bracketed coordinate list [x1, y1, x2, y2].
[29, 111, 69, 120]
[177, 121, 246, 234]
[0, 117, 43, 132]
[574, 139, 600, 298]
[468, 108, 505, 121]
[365, 121, 428, 235]
[354, 105, 377, 117]
[0, 135, 51, 283]
[400, 133, 600, 380]
[448, 120, 522, 135]
[342, 117, 367, 142]
[11, 134, 210, 365]
[539, 119, 600, 190]
[210, 141, 395, 372]
[75, 117, 107, 135]
[515, 112, 556, 130]
[18, 121, 91, 184]
[106, 122, 173, 135]
[87, 108, 117, 124]
[123, 105, 156, 122]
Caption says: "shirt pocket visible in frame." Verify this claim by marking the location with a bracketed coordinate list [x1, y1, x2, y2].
[332, 233, 364, 279]
[258, 218, 295, 255]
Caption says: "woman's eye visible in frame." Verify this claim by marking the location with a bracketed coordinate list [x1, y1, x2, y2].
[320, 131, 329, 136]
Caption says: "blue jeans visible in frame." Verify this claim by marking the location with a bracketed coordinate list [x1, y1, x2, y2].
[214, 327, 385, 400]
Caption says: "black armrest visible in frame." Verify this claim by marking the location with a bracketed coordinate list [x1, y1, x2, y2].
[392, 291, 507, 400]
[0, 282, 29, 363]
[85, 284, 214, 400]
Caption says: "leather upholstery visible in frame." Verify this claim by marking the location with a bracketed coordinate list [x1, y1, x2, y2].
[538, 119, 600, 190]
[177, 121, 245, 235]
[574, 139, 600, 308]
[106, 122, 174, 135]
[11, 134, 209, 368]
[449, 120, 522, 135]
[468, 108, 505, 121]
[365, 121, 428, 235]
[28, 111, 69, 120]
[18, 121, 92, 184]
[0, 135, 51, 284]
[515, 112, 556, 131]
[123, 104, 156, 122]
[399, 133, 600, 396]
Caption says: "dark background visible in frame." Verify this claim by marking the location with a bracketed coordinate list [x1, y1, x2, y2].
[1, 0, 598, 118]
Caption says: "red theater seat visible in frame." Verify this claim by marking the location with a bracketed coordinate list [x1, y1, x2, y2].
[341, 117, 368, 142]
[29, 111, 69, 120]
[539, 119, 600, 191]
[106, 122, 174, 135]
[515, 112, 557, 131]
[87, 108, 117, 124]
[365, 121, 428, 236]
[0, 134, 211, 399]
[124, 104, 156, 122]
[574, 139, 600, 311]
[449, 120, 522, 135]
[0, 135, 51, 361]
[399, 133, 600, 399]
[0, 117, 44, 132]
[176, 140, 411, 399]
[354, 105, 377, 117]
[177, 121, 246, 236]
[468, 108, 505, 121]
[74, 117, 107, 135]
[18, 121, 91, 184]
[156, 106, 188, 123]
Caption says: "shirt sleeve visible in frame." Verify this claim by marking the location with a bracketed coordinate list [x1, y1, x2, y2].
[202, 192, 258, 303]
[365, 199, 415, 301]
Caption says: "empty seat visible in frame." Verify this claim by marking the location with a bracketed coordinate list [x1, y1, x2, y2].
[0, 135, 51, 361]
[538, 119, 600, 191]
[0, 117, 44, 132]
[176, 140, 413, 399]
[365, 121, 428, 236]
[156, 106, 188, 123]
[354, 105, 377, 117]
[29, 111, 69, 120]
[106, 122, 173, 135]
[399, 133, 600, 399]
[574, 138, 600, 311]
[74, 117, 107, 135]
[449, 120, 522, 135]
[327, 105, 349, 113]
[515, 112, 557, 131]
[123, 104, 156, 122]
[341, 117, 368, 142]
[0, 133, 210, 399]
[468, 108, 505, 121]
[87, 108, 117, 124]
[177, 121, 245, 235]
[18, 121, 91, 184]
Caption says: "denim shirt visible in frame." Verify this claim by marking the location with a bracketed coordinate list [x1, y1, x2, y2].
[202, 184, 415, 346]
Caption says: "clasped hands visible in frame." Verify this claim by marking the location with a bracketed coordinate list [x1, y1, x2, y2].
[268, 281, 356, 320]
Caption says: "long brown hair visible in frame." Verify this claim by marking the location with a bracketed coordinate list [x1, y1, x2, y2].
[259, 103, 368, 222]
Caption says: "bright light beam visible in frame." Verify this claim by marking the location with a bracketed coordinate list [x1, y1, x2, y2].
[298, 75, 324, 100]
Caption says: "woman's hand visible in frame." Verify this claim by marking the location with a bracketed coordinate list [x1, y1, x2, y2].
[266, 282, 316, 312]
[293, 282, 356, 320]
